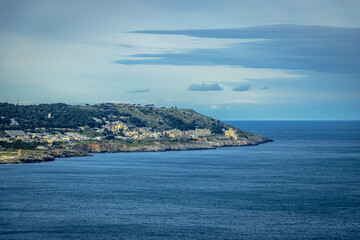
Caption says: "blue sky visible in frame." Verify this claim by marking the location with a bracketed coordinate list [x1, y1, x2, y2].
[0, 0, 359, 120]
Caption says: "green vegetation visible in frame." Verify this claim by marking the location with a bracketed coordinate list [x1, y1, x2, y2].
[81, 126, 100, 138]
[0, 140, 40, 150]
[0, 103, 103, 130]
[0, 102, 243, 134]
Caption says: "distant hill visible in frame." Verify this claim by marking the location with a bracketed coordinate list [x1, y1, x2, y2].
[0, 102, 252, 137]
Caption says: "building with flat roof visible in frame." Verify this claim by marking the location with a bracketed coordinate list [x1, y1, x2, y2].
[5, 130, 27, 138]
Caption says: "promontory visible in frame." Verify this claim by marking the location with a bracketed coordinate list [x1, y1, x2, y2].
[0, 102, 272, 164]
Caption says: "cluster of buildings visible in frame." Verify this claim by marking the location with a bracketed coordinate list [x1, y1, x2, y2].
[103, 121, 128, 132]
[121, 127, 212, 141]
[1, 121, 240, 146]
[1, 130, 102, 144]
[91, 120, 217, 141]
[29, 132, 98, 144]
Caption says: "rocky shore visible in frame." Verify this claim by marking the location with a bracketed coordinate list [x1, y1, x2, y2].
[0, 135, 272, 164]
[0, 150, 89, 164]
[71, 135, 272, 153]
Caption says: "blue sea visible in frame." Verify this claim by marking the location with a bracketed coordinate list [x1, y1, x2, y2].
[1, 121, 360, 239]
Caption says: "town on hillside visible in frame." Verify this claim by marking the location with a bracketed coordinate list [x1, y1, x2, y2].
[0, 120, 239, 149]
[0, 102, 240, 152]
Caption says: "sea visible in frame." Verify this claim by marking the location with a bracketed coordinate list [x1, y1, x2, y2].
[0, 121, 360, 240]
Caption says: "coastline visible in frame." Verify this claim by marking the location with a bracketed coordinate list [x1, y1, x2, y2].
[0, 136, 272, 164]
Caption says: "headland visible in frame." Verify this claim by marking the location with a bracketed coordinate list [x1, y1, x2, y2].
[0, 102, 272, 164]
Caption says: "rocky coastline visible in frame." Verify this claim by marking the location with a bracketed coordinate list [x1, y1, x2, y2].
[0, 150, 90, 164]
[0, 135, 272, 164]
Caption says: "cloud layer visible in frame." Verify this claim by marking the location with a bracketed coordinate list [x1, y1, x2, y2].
[117, 25, 360, 73]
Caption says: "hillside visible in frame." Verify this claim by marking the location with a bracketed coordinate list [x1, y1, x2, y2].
[0, 102, 273, 164]
[0, 102, 252, 137]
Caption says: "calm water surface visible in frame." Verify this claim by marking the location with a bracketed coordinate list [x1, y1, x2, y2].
[1, 121, 360, 239]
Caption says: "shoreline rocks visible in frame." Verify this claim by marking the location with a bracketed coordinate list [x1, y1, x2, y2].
[0, 150, 90, 164]
[0, 136, 273, 164]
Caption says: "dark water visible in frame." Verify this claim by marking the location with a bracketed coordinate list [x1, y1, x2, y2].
[1, 121, 360, 239]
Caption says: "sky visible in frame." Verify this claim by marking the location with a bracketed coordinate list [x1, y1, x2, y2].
[0, 0, 359, 120]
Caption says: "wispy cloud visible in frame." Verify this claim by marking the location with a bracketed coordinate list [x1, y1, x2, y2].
[126, 89, 150, 93]
[132, 24, 359, 40]
[188, 83, 223, 91]
[117, 25, 360, 73]
[233, 84, 251, 91]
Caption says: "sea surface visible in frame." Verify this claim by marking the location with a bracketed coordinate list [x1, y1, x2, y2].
[1, 121, 360, 239]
